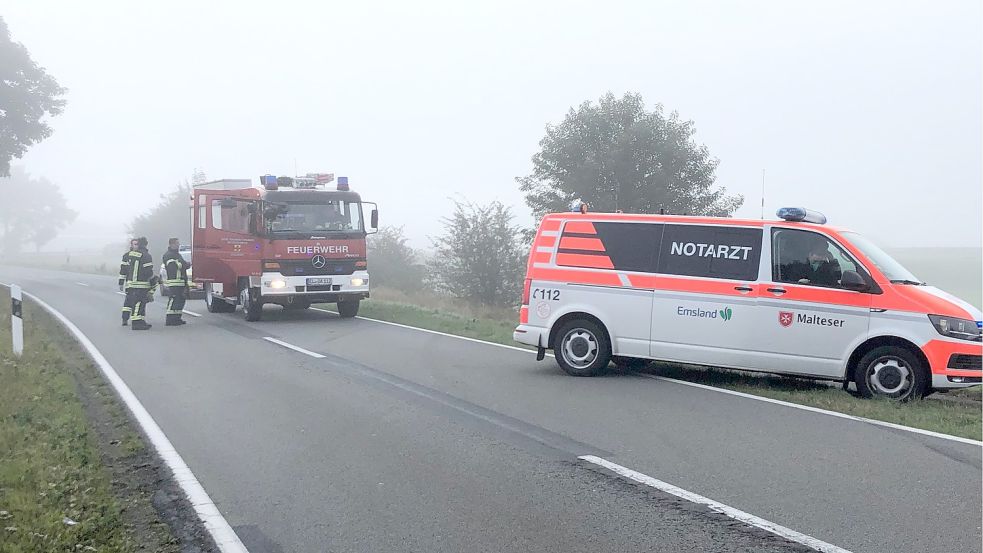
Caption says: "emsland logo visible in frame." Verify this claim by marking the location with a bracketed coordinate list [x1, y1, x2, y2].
[719, 307, 733, 321]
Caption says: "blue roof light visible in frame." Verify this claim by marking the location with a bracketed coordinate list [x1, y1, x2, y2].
[777, 207, 827, 224]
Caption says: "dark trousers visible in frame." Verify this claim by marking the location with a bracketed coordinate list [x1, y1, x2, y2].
[124, 288, 149, 322]
[166, 287, 186, 323]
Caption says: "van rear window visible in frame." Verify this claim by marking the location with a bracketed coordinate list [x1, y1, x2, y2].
[658, 224, 761, 281]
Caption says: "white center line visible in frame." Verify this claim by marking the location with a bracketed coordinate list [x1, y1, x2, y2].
[263, 337, 325, 358]
[75, 282, 89, 287]
[579, 455, 852, 553]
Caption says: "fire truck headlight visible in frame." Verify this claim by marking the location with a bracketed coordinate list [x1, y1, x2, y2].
[351, 277, 367, 287]
[269, 279, 287, 289]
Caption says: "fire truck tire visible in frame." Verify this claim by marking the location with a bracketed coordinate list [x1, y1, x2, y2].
[337, 299, 360, 318]
[242, 287, 264, 322]
[552, 319, 611, 377]
[204, 284, 234, 313]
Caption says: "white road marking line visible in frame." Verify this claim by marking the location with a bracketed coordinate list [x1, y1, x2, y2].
[310, 307, 980, 447]
[75, 282, 89, 287]
[182, 310, 202, 317]
[579, 455, 852, 553]
[116, 291, 126, 296]
[2, 285, 249, 553]
[263, 337, 326, 358]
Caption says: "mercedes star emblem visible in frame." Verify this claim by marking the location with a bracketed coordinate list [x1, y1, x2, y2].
[311, 255, 327, 269]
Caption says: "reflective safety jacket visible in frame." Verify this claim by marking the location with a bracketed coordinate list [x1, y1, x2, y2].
[120, 248, 155, 289]
[162, 249, 190, 288]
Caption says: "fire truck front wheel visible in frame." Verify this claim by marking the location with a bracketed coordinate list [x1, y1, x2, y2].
[241, 287, 264, 322]
[337, 299, 360, 318]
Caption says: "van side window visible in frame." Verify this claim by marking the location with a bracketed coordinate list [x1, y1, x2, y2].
[658, 225, 761, 281]
[772, 229, 860, 289]
[556, 221, 663, 272]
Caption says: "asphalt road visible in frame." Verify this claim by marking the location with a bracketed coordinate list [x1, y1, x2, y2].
[2, 265, 980, 553]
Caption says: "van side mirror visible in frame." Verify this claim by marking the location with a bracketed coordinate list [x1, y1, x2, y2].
[371, 209, 379, 230]
[841, 270, 869, 292]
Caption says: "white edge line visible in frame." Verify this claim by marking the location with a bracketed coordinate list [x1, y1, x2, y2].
[310, 307, 981, 447]
[75, 282, 90, 287]
[5, 286, 248, 553]
[262, 336, 326, 358]
[578, 455, 852, 553]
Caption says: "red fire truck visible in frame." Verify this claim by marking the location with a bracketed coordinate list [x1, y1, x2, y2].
[191, 174, 378, 321]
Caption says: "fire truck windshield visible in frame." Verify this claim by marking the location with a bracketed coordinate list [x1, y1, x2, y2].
[269, 201, 363, 235]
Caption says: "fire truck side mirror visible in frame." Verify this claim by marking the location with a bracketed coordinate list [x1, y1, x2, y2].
[371, 209, 379, 230]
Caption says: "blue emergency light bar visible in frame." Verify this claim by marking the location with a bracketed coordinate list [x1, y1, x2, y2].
[777, 207, 827, 225]
[261, 174, 278, 190]
[337, 176, 349, 191]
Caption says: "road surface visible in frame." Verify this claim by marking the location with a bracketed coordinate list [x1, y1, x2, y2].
[2, 265, 979, 553]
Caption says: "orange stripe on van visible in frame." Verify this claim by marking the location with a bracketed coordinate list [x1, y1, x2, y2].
[556, 253, 614, 269]
[532, 251, 553, 264]
[563, 221, 597, 234]
[559, 236, 605, 251]
[777, 286, 871, 308]
[519, 306, 529, 324]
[921, 339, 983, 375]
[536, 235, 557, 248]
[540, 219, 562, 232]
[627, 274, 659, 289]
[528, 267, 623, 287]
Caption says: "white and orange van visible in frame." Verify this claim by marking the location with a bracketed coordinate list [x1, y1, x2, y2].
[514, 208, 982, 400]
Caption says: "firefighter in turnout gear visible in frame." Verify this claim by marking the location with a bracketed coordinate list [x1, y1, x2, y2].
[162, 238, 190, 326]
[119, 238, 139, 324]
[120, 237, 157, 330]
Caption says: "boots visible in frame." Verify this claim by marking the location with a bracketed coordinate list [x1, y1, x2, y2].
[165, 315, 185, 326]
[131, 319, 152, 330]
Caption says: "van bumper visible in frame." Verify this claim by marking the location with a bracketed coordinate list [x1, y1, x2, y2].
[514, 324, 547, 348]
[923, 339, 982, 389]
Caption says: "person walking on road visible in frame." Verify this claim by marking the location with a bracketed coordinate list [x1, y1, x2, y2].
[162, 238, 190, 326]
[118, 238, 139, 325]
[120, 236, 157, 330]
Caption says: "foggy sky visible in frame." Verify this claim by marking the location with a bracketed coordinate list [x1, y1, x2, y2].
[4, 0, 981, 249]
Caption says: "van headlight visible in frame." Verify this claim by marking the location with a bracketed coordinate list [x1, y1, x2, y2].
[928, 315, 982, 342]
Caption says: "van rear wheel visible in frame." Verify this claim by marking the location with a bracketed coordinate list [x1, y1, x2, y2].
[854, 346, 928, 401]
[553, 319, 611, 377]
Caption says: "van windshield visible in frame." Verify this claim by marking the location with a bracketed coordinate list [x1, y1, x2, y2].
[841, 232, 922, 284]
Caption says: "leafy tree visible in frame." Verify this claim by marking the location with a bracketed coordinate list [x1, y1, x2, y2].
[428, 200, 525, 307]
[367, 226, 425, 293]
[128, 185, 192, 255]
[0, 17, 67, 177]
[0, 166, 76, 254]
[518, 92, 742, 217]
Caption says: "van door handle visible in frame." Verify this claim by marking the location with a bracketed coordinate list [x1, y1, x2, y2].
[734, 286, 753, 293]
[767, 287, 787, 295]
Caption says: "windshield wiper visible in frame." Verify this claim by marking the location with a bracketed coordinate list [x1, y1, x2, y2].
[890, 279, 925, 286]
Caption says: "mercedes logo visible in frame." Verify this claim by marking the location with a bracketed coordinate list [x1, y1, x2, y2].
[311, 255, 326, 269]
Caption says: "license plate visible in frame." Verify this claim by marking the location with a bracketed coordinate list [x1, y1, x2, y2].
[306, 277, 332, 286]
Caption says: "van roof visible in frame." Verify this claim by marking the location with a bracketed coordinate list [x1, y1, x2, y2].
[541, 212, 850, 234]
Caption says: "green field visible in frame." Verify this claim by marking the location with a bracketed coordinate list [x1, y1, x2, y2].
[890, 247, 982, 309]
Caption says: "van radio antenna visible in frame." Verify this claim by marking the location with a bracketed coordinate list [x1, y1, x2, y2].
[760, 169, 766, 220]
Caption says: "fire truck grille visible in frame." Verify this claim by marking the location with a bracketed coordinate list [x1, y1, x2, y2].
[277, 259, 358, 276]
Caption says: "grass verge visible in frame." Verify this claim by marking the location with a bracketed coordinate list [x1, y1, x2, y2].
[0, 288, 212, 552]
[344, 288, 981, 441]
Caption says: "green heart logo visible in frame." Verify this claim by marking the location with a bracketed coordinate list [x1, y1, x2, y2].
[719, 307, 733, 321]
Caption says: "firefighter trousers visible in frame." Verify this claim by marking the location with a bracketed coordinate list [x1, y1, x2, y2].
[124, 288, 149, 322]
[166, 287, 186, 324]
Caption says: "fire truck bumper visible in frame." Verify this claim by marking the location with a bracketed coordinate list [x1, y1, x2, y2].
[254, 271, 370, 302]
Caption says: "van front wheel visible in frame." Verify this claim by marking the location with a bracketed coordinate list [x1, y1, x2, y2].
[854, 346, 928, 401]
[553, 319, 611, 377]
